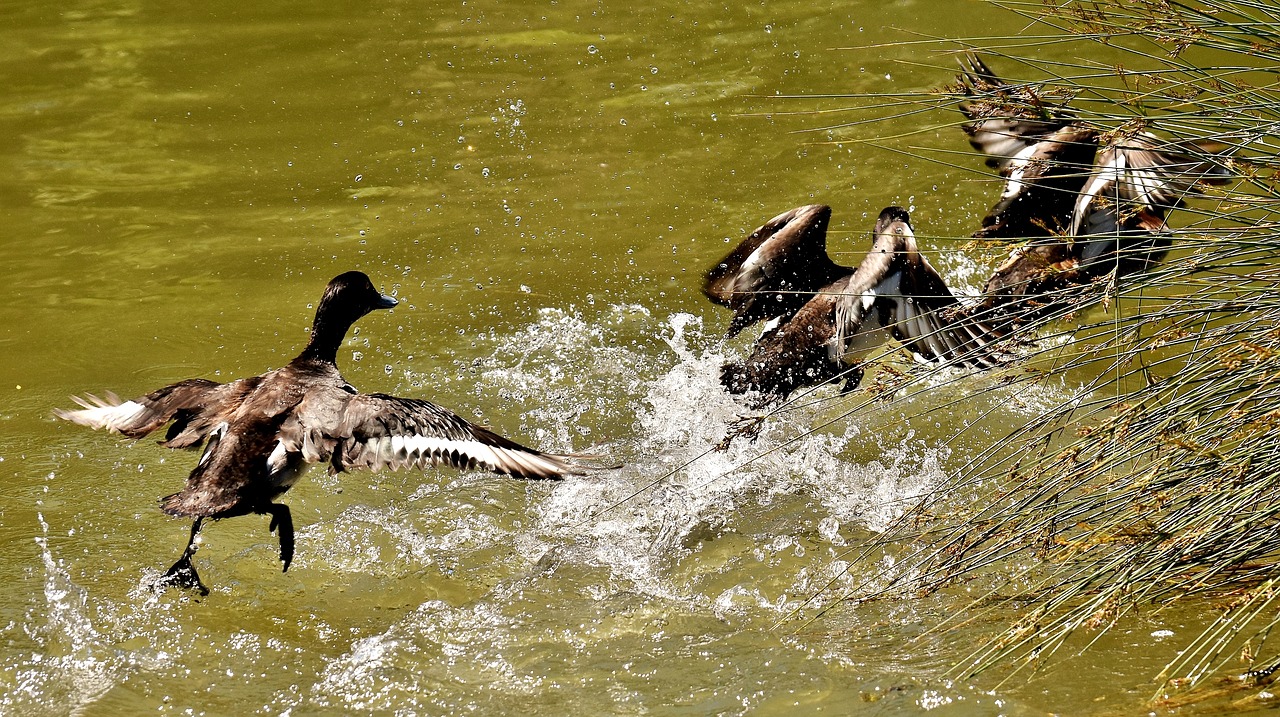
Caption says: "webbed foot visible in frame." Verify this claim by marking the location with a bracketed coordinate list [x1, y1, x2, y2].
[153, 517, 210, 596]
[156, 552, 210, 596]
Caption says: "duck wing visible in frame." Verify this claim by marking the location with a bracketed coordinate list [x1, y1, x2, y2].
[836, 223, 1002, 369]
[299, 392, 580, 480]
[1070, 134, 1236, 237]
[957, 54, 1076, 170]
[56, 378, 259, 448]
[703, 204, 849, 336]
[975, 124, 1099, 240]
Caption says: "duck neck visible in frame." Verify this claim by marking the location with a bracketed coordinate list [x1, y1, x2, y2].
[295, 311, 356, 365]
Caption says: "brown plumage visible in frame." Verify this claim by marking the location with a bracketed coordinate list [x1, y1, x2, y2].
[705, 206, 1000, 405]
[57, 271, 587, 594]
[955, 54, 1235, 328]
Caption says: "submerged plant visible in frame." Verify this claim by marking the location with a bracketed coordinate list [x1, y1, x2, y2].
[781, 0, 1280, 705]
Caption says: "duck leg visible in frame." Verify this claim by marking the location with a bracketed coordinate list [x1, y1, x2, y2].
[265, 503, 295, 572]
[156, 517, 210, 596]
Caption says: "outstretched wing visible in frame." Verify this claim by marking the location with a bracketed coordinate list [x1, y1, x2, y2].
[957, 54, 1075, 170]
[318, 393, 580, 480]
[1070, 133, 1236, 237]
[703, 204, 847, 336]
[886, 251, 1003, 369]
[837, 225, 1001, 368]
[55, 378, 251, 448]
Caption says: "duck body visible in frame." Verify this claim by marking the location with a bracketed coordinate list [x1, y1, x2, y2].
[706, 206, 998, 404]
[58, 271, 581, 594]
[956, 55, 1233, 325]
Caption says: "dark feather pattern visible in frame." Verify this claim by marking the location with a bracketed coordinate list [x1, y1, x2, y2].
[57, 271, 591, 591]
[710, 206, 1001, 404]
[955, 54, 1236, 327]
[703, 204, 846, 337]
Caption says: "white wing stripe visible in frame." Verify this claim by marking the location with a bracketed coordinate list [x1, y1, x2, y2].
[358, 432, 559, 475]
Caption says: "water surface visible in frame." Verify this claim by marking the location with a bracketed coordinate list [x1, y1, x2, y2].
[0, 1, 1190, 714]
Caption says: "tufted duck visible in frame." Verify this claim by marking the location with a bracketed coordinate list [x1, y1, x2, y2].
[705, 205, 1000, 404]
[955, 54, 1234, 321]
[57, 271, 585, 595]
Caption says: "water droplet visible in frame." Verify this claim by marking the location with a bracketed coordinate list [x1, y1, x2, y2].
[354, 174, 363, 182]
[482, 167, 491, 178]
[619, 118, 627, 126]
[587, 44, 598, 54]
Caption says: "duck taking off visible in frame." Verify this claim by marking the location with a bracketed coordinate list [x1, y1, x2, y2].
[954, 54, 1235, 326]
[57, 271, 585, 595]
[704, 205, 1000, 405]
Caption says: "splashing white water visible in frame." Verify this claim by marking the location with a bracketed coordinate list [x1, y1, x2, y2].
[2, 515, 118, 715]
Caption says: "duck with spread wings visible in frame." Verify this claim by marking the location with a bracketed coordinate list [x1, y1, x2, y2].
[954, 54, 1235, 327]
[704, 205, 1000, 405]
[57, 271, 589, 595]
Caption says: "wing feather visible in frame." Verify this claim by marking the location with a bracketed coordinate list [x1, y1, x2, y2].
[325, 393, 579, 480]
[703, 204, 849, 336]
[55, 378, 241, 447]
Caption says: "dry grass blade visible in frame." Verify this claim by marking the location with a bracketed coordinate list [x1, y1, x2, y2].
[761, 0, 1280, 704]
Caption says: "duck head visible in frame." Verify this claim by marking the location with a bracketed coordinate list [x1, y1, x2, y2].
[297, 271, 398, 364]
[873, 206, 913, 242]
[865, 206, 923, 273]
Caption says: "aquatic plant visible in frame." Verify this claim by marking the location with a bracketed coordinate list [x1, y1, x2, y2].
[784, 0, 1280, 705]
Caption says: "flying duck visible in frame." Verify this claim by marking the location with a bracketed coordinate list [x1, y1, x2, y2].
[704, 205, 1000, 404]
[955, 54, 1234, 323]
[57, 271, 584, 595]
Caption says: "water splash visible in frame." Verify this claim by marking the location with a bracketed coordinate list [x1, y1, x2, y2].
[1, 514, 119, 715]
[296, 303, 1030, 713]
[436, 307, 951, 608]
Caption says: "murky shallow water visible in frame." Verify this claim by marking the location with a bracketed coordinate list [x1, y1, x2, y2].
[0, 0, 1209, 714]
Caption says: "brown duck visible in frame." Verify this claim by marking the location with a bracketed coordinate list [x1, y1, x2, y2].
[704, 205, 1000, 404]
[956, 54, 1235, 325]
[57, 271, 584, 595]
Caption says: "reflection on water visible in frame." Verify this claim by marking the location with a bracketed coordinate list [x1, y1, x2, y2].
[0, 0, 1173, 714]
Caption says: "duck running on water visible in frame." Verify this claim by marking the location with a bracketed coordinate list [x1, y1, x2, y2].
[704, 205, 1001, 405]
[57, 271, 588, 595]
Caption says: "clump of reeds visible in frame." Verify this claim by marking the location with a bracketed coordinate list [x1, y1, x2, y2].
[787, 0, 1280, 704]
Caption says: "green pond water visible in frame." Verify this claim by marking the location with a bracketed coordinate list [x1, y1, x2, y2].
[0, 0, 1211, 714]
